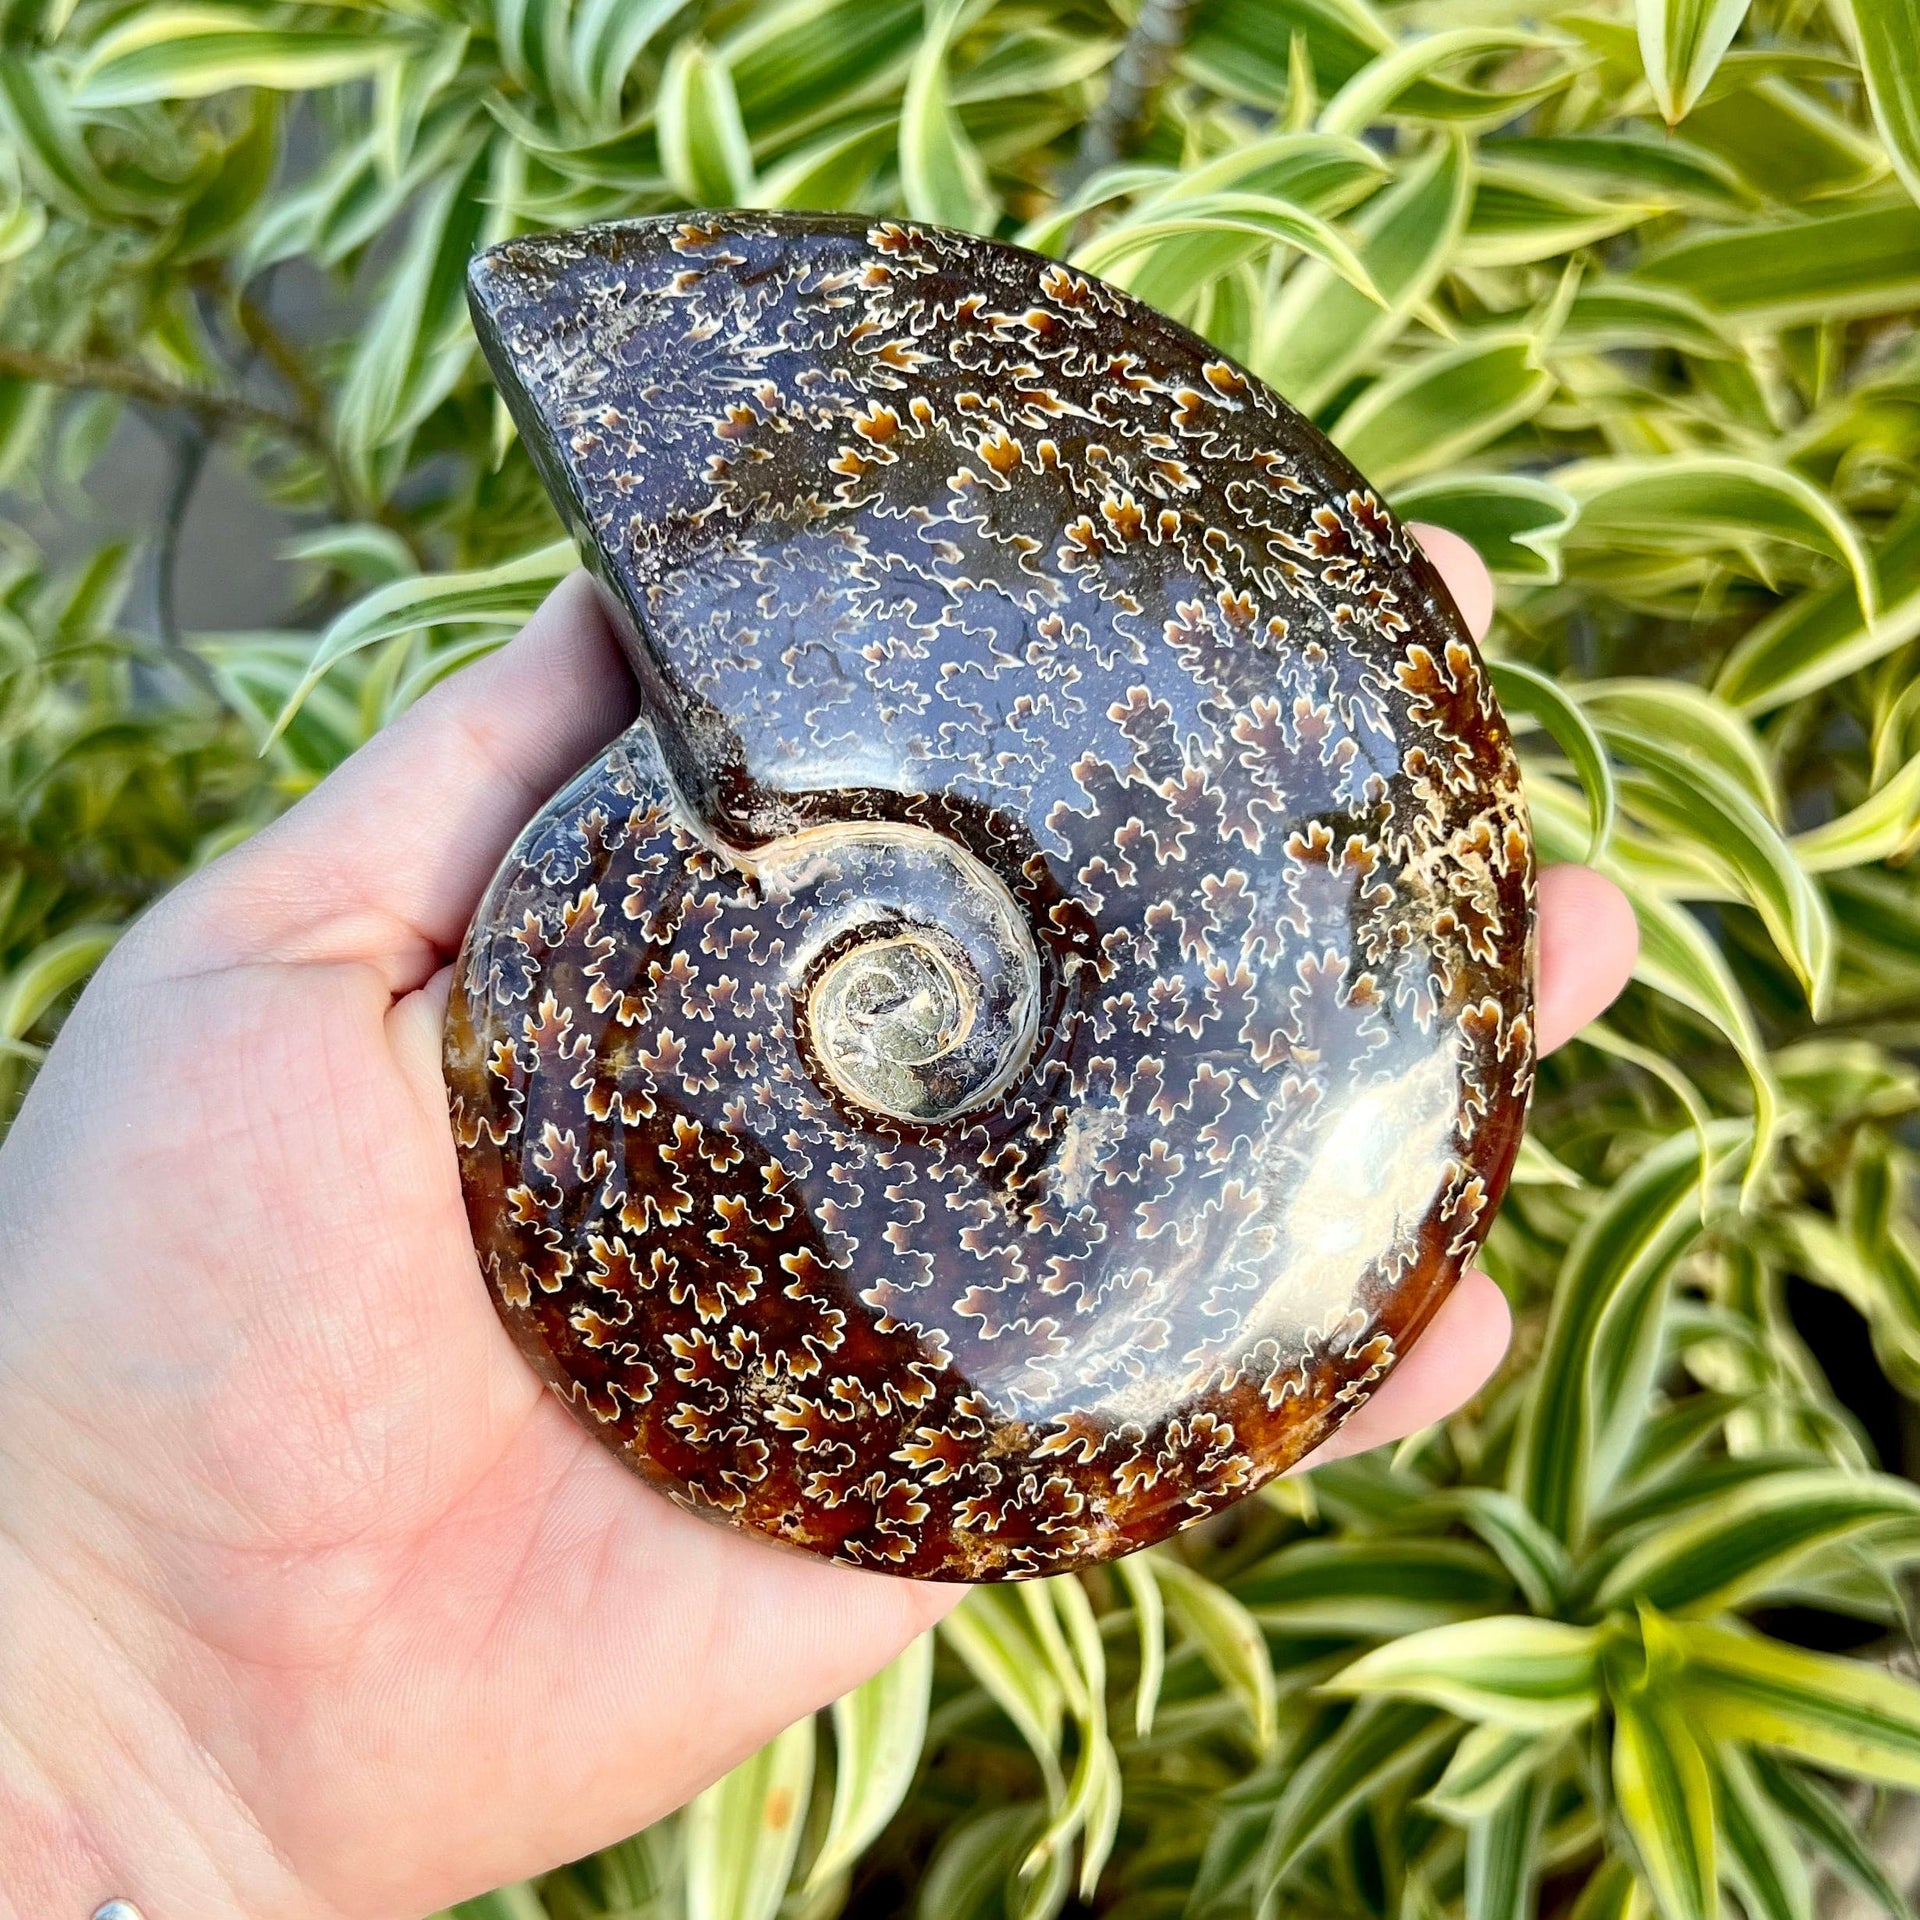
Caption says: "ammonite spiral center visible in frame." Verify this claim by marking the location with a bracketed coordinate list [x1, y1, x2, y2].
[811, 935, 977, 1112]
[447, 210, 1536, 1581]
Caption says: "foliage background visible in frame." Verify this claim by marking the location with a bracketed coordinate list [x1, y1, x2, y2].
[6, 0, 1920, 1915]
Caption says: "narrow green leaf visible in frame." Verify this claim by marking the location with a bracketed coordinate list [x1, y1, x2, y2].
[1792, 745, 1920, 871]
[1623, 892, 1779, 1195]
[0, 924, 117, 1041]
[1580, 680, 1776, 819]
[899, 0, 995, 233]
[267, 542, 575, 747]
[334, 133, 490, 489]
[1750, 1750, 1918, 1920]
[1397, 474, 1578, 583]
[1319, 27, 1566, 134]
[1258, 132, 1473, 413]
[449, 1884, 547, 1920]
[1673, 1618, 1920, 1786]
[1463, 165, 1669, 268]
[1636, 204, 1920, 332]
[1558, 278, 1737, 357]
[1326, 1617, 1608, 1729]
[1234, 1537, 1513, 1637]
[1570, 1858, 1650, 1920]
[1422, 1488, 1574, 1616]
[73, 7, 409, 106]
[1597, 719, 1831, 1012]
[1153, 1554, 1277, 1750]
[1848, 0, 1920, 208]
[1514, 1133, 1586, 1187]
[1637, 0, 1753, 124]
[1559, 456, 1878, 628]
[1031, 1574, 1120, 1903]
[1595, 1468, 1920, 1614]
[1715, 1745, 1812, 1920]
[1488, 660, 1615, 861]
[940, 1589, 1066, 1801]
[571, 0, 697, 125]
[1511, 1123, 1749, 1542]
[1255, 1701, 1454, 1895]
[1720, 504, 1920, 714]
[1466, 1764, 1549, 1920]
[1074, 193, 1383, 310]
[1611, 1681, 1719, 1920]
[914, 1807, 1046, 1920]
[1577, 1020, 1717, 1205]
[1487, 131, 1748, 208]
[658, 39, 756, 205]
[685, 1716, 815, 1920]
[1087, 132, 1387, 313]
[1422, 1724, 1560, 1825]
[1112, 1552, 1165, 1739]
[806, 1632, 932, 1892]
[0, 51, 157, 220]
[1334, 333, 1556, 489]
[374, 28, 470, 180]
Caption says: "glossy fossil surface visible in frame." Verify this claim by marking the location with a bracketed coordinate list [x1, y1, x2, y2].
[447, 212, 1535, 1580]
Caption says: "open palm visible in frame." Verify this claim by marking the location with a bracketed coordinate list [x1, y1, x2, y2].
[0, 537, 1634, 1920]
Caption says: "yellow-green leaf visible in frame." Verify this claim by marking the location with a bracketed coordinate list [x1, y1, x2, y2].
[1637, 0, 1753, 124]
[1153, 1553, 1277, 1750]
[658, 39, 756, 205]
[73, 7, 410, 107]
[1489, 660, 1615, 860]
[899, 0, 995, 233]
[1334, 333, 1556, 489]
[684, 1715, 816, 1920]
[1612, 1681, 1719, 1920]
[1672, 1619, 1920, 1786]
[267, 541, 575, 748]
[806, 1633, 933, 1892]
[1559, 456, 1878, 628]
[1848, 0, 1920, 209]
[1325, 1617, 1609, 1729]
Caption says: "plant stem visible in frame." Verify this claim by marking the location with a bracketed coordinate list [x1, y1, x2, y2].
[0, 343, 307, 442]
[1066, 0, 1197, 190]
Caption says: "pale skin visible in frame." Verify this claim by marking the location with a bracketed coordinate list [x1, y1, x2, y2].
[0, 528, 1637, 1920]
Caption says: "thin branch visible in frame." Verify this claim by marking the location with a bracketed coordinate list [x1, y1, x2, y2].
[0, 334, 430, 569]
[1065, 0, 1198, 192]
[146, 409, 226, 704]
[0, 342, 308, 442]
[190, 260, 328, 428]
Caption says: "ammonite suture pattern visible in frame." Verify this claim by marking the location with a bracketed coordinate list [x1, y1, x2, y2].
[446, 211, 1535, 1581]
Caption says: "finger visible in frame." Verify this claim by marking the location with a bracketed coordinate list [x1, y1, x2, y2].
[1537, 863, 1638, 1054]
[1291, 1269, 1511, 1470]
[148, 572, 637, 992]
[1409, 522, 1495, 643]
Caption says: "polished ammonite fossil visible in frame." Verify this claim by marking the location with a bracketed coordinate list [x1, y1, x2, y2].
[445, 211, 1535, 1581]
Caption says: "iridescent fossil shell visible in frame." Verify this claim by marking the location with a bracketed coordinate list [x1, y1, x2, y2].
[445, 212, 1535, 1581]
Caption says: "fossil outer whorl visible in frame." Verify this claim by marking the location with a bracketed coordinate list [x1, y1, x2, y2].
[446, 212, 1536, 1580]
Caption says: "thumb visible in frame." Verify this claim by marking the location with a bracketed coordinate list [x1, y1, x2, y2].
[138, 571, 637, 994]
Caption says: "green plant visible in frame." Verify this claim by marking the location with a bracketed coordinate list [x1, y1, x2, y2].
[6, 0, 1920, 1915]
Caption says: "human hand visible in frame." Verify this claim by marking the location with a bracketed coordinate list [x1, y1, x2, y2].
[0, 527, 1634, 1920]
